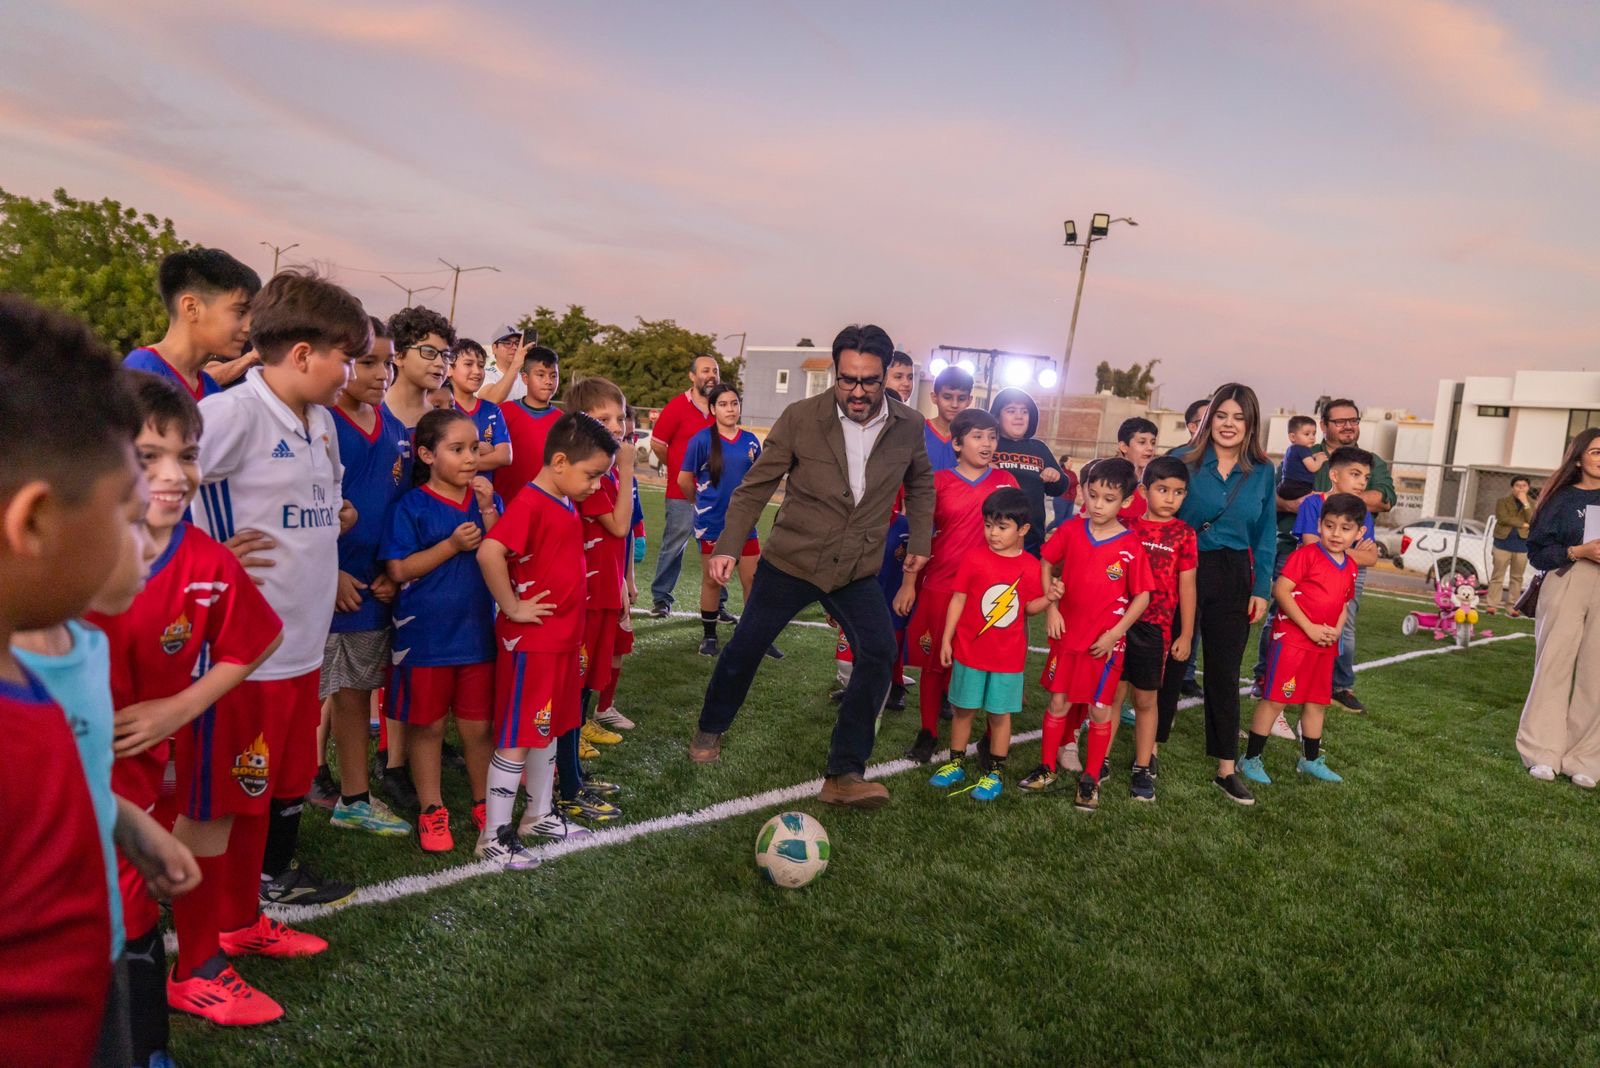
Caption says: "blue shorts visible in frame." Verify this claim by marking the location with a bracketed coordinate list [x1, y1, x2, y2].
[948, 662, 1024, 715]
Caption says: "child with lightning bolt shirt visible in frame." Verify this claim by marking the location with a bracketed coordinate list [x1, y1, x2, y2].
[927, 487, 1060, 800]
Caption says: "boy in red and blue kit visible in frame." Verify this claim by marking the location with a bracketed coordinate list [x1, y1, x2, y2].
[125, 247, 262, 401]
[476, 413, 620, 870]
[491, 344, 562, 506]
[1023, 458, 1153, 811]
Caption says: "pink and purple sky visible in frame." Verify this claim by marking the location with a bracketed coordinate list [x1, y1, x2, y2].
[4, 1, 1596, 415]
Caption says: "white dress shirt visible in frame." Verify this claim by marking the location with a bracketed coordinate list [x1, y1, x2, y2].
[836, 400, 890, 504]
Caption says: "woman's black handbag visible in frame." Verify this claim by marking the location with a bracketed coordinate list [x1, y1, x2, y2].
[1515, 564, 1570, 619]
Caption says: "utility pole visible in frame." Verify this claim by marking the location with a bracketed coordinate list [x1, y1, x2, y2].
[437, 259, 500, 325]
[259, 241, 300, 274]
[380, 275, 444, 309]
[717, 332, 748, 363]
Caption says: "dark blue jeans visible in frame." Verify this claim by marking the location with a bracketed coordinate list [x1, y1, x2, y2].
[698, 559, 895, 776]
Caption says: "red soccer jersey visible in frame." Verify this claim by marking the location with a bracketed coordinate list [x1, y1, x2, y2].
[1119, 488, 1148, 522]
[1277, 543, 1357, 646]
[1040, 518, 1155, 653]
[951, 547, 1045, 673]
[653, 392, 714, 501]
[0, 670, 110, 1068]
[579, 471, 626, 611]
[492, 402, 561, 507]
[486, 482, 587, 653]
[88, 523, 283, 709]
[1132, 515, 1198, 634]
[920, 467, 1020, 594]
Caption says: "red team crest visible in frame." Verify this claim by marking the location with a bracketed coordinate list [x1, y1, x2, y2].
[159, 612, 192, 655]
[231, 733, 271, 798]
[1282, 677, 1297, 700]
[578, 644, 590, 680]
[1105, 559, 1125, 581]
[535, 700, 553, 738]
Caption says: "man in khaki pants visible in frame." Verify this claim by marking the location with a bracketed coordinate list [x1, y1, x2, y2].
[1487, 476, 1535, 616]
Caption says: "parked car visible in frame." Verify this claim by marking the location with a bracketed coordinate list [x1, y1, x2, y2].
[634, 432, 666, 476]
[1398, 516, 1496, 584]
[1374, 527, 1405, 560]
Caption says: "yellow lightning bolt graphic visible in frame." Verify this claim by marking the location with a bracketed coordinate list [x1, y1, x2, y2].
[977, 579, 1022, 636]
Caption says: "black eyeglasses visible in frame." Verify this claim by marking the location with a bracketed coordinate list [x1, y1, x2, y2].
[1326, 417, 1361, 428]
[408, 344, 452, 363]
[836, 374, 883, 392]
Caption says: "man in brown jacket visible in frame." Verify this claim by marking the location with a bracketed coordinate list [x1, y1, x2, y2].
[688, 324, 935, 808]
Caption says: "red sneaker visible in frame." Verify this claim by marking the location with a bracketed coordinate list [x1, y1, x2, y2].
[167, 964, 284, 1026]
[419, 806, 454, 853]
[219, 913, 328, 958]
[471, 800, 486, 833]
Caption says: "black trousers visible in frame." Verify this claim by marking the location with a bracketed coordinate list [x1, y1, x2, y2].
[698, 559, 896, 776]
[1158, 548, 1252, 761]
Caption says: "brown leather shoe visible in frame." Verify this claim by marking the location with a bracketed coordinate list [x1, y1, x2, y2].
[818, 773, 888, 810]
[689, 730, 722, 764]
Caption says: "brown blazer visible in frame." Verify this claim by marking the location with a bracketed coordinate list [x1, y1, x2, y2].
[713, 390, 935, 592]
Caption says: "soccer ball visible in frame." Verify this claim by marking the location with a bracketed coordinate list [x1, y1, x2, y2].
[754, 811, 830, 888]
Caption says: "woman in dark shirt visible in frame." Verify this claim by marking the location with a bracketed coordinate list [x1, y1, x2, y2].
[1516, 428, 1600, 787]
[1163, 383, 1279, 806]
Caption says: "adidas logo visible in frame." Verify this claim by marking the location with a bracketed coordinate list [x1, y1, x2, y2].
[270, 439, 295, 460]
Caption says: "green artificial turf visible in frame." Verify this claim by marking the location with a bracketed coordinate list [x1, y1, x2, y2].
[178, 485, 1579, 1068]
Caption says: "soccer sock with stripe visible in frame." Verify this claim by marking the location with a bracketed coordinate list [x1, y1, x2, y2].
[1084, 720, 1114, 784]
[524, 747, 557, 822]
[171, 853, 228, 980]
[1040, 714, 1068, 772]
[556, 727, 584, 801]
[225, 813, 269, 931]
[486, 753, 525, 834]
[124, 926, 170, 1061]
[1302, 734, 1321, 761]
[260, 796, 303, 879]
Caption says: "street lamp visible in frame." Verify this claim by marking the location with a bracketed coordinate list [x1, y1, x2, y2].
[1059, 213, 1137, 390]
[380, 275, 444, 308]
[929, 346, 1058, 408]
[259, 241, 300, 274]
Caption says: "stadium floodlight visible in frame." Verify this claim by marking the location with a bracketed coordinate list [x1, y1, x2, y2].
[1037, 366, 1059, 390]
[1063, 220, 1078, 246]
[1002, 358, 1033, 387]
[1090, 213, 1111, 238]
[956, 358, 977, 375]
[1059, 213, 1137, 392]
[929, 357, 949, 377]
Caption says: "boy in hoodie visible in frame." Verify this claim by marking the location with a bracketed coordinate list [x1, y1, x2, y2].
[990, 388, 1071, 557]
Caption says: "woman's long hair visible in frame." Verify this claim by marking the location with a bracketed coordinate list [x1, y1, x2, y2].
[1177, 382, 1269, 471]
[705, 384, 742, 487]
[1530, 427, 1600, 526]
[412, 407, 474, 487]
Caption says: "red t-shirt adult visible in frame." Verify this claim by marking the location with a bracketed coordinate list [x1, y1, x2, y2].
[1277, 544, 1357, 647]
[652, 392, 714, 501]
[486, 482, 587, 652]
[1040, 517, 1154, 653]
[1131, 515, 1198, 636]
[920, 467, 1019, 594]
[951, 547, 1045, 673]
[0, 670, 110, 1068]
[492, 401, 562, 507]
[579, 471, 626, 611]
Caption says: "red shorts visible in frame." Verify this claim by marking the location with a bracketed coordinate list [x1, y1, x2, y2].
[175, 670, 320, 819]
[1040, 644, 1123, 706]
[387, 662, 493, 726]
[111, 743, 173, 938]
[581, 608, 618, 692]
[1264, 638, 1335, 706]
[494, 649, 581, 749]
[904, 588, 955, 670]
[615, 613, 635, 656]
[700, 535, 760, 556]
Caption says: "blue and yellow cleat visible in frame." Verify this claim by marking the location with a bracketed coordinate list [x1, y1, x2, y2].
[1238, 755, 1272, 785]
[928, 759, 967, 788]
[1297, 755, 1344, 783]
[971, 771, 1003, 801]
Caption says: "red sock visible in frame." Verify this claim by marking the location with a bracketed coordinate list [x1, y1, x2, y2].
[1041, 714, 1068, 772]
[221, 814, 269, 933]
[172, 853, 228, 979]
[1085, 720, 1114, 783]
[598, 670, 619, 712]
[918, 665, 948, 734]
[378, 711, 388, 752]
[1066, 703, 1089, 735]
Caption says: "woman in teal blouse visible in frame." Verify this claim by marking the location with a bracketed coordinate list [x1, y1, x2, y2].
[1172, 383, 1278, 806]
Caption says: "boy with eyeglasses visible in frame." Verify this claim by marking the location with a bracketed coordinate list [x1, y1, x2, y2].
[384, 306, 456, 431]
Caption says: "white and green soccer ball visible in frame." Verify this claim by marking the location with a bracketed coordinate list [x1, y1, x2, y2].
[754, 811, 830, 888]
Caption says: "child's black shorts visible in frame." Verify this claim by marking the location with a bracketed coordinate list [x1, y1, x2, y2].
[1122, 620, 1168, 692]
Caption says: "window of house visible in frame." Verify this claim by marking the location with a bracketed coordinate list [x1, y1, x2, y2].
[1478, 405, 1510, 418]
[775, 369, 790, 394]
[805, 370, 831, 398]
[1569, 409, 1600, 445]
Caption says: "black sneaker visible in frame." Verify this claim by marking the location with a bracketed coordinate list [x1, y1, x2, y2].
[976, 738, 995, 774]
[1332, 689, 1367, 714]
[698, 637, 719, 657]
[886, 684, 907, 711]
[306, 766, 339, 811]
[718, 608, 739, 625]
[938, 697, 953, 721]
[1149, 753, 1161, 779]
[1017, 765, 1059, 792]
[1213, 772, 1256, 806]
[1130, 766, 1156, 803]
[259, 862, 355, 907]
[650, 601, 671, 619]
[378, 764, 419, 813]
[582, 777, 621, 797]
[1180, 679, 1203, 699]
[764, 645, 785, 661]
[903, 728, 937, 764]
[829, 687, 845, 702]
[1074, 773, 1100, 812]
[441, 741, 467, 771]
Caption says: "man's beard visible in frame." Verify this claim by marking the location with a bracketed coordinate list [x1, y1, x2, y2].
[844, 396, 883, 424]
[697, 381, 716, 397]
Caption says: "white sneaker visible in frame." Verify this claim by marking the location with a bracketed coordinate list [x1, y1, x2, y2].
[1573, 773, 1597, 789]
[1528, 764, 1557, 782]
[596, 705, 635, 730]
[474, 825, 541, 871]
[1059, 742, 1082, 773]
[519, 809, 592, 841]
[1271, 712, 1297, 741]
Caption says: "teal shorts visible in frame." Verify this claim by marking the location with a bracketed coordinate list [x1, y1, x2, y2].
[948, 662, 1024, 715]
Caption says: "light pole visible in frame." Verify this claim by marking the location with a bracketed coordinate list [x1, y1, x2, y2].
[715, 332, 747, 363]
[1059, 214, 1137, 390]
[380, 275, 444, 309]
[437, 258, 501, 325]
[259, 241, 300, 274]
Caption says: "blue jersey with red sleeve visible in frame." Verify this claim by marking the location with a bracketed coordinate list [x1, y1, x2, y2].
[455, 396, 508, 455]
[124, 346, 221, 401]
[924, 423, 957, 472]
[682, 427, 762, 543]
[380, 485, 500, 666]
[1292, 491, 1376, 544]
[330, 404, 413, 632]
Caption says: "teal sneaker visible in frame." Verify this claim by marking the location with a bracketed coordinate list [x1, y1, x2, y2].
[929, 759, 967, 788]
[1238, 755, 1272, 785]
[1119, 704, 1136, 727]
[1297, 755, 1344, 783]
[331, 797, 411, 837]
[971, 771, 1002, 801]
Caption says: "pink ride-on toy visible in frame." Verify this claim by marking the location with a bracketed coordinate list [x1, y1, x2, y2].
[1401, 572, 1492, 647]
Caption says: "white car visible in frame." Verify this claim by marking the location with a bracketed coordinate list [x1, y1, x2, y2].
[1398, 516, 1496, 584]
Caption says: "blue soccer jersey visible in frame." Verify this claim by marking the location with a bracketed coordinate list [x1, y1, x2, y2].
[379, 485, 500, 666]
[1292, 491, 1375, 545]
[124, 347, 221, 401]
[682, 427, 761, 542]
[924, 422, 957, 472]
[329, 404, 413, 633]
[455, 396, 508, 454]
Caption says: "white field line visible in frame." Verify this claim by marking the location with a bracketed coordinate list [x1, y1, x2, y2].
[634, 607, 1058, 657]
[247, 630, 1527, 930]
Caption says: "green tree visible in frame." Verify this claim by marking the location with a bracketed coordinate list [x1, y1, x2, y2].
[1093, 358, 1161, 401]
[0, 187, 187, 355]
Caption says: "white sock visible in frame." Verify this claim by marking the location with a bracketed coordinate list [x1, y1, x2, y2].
[524, 748, 556, 822]
[486, 752, 525, 835]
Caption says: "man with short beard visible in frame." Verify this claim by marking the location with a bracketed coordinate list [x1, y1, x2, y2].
[649, 354, 722, 616]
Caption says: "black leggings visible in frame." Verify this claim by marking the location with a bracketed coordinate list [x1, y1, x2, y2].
[1158, 548, 1252, 761]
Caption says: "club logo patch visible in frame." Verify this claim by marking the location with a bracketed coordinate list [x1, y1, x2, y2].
[392, 456, 404, 485]
[1106, 559, 1125, 581]
[836, 633, 850, 656]
[535, 700, 553, 737]
[578, 644, 589, 680]
[1046, 654, 1058, 681]
[1282, 677, 1297, 700]
[160, 612, 192, 655]
[918, 630, 933, 654]
[231, 733, 270, 798]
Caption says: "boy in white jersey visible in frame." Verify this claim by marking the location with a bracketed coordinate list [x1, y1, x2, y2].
[194, 270, 368, 908]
